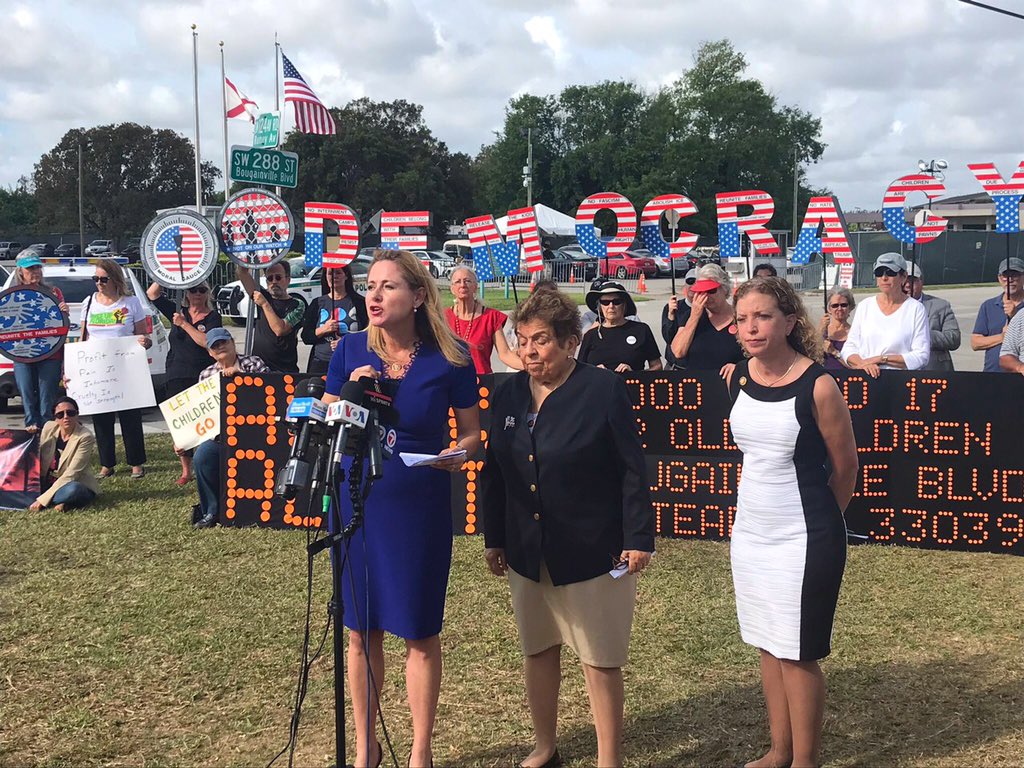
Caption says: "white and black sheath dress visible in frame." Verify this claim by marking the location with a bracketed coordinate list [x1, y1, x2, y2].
[728, 360, 847, 661]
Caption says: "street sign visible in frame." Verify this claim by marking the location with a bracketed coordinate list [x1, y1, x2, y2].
[253, 112, 280, 149]
[229, 145, 299, 189]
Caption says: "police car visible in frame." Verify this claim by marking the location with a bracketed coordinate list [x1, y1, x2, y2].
[0, 257, 170, 411]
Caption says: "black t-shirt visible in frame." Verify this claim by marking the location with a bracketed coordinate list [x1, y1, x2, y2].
[661, 300, 692, 367]
[154, 295, 224, 381]
[305, 294, 361, 363]
[253, 288, 304, 372]
[684, 312, 744, 370]
[578, 319, 661, 372]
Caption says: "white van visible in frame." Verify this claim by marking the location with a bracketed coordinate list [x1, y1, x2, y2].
[442, 239, 473, 263]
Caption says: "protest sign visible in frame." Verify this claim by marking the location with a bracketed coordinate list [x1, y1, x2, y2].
[0, 430, 41, 510]
[159, 376, 221, 451]
[139, 209, 220, 289]
[64, 337, 157, 415]
[0, 286, 69, 363]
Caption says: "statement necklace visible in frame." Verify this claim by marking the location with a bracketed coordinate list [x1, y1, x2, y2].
[452, 301, 478, 340]
[383, 339, 422, 379]
[751, 353, 798, 387]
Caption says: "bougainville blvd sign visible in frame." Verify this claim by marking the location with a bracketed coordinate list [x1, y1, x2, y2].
[229, 145, 299, 188]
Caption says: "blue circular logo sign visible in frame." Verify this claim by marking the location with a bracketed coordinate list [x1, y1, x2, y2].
[0, 286, 69, 363]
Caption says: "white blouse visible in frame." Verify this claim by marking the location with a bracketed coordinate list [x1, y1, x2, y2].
[841, 295, 930, 370]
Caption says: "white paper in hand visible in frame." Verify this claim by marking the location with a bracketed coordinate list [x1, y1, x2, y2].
[399, 449, 468, 468]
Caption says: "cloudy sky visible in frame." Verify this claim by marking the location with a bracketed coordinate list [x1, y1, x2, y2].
[2, 0, 1022, 212]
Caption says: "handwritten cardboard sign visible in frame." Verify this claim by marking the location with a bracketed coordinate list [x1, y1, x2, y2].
[64, 337, 157, 416]
[159, 376, 221, 451]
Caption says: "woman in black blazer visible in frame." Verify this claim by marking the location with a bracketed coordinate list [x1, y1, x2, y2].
[482, 284, 655, 768]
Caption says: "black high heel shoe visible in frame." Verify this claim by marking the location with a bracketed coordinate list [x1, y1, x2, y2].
[522, 749, 561, 768]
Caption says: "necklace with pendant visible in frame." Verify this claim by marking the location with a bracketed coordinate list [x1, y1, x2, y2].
[752, 352, 798, 387]
[383, 340, 422, 379]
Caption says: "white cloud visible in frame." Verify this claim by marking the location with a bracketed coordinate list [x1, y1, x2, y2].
[524, 15, 567, 65]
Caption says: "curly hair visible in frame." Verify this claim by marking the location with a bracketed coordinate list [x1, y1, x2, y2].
[511, 283, 581, 345]
[734, 277, 823, 364]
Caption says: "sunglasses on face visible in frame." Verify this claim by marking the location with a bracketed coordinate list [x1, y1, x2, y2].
[188, 285, 209, 294]
[599, 297, 625, 306]
[55, 409, 78, 418]
[1001, 271, 1022, 279]
[266, 273, 286, 283]
[92, 275, 110, 284]
[685, 277, 697, 286]
[830, 302, 849, 309]
[874, 268, 899, 278]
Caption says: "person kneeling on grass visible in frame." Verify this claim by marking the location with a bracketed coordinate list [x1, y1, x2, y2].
[188, 327, 269, 528]
[29, 396, 100, 512]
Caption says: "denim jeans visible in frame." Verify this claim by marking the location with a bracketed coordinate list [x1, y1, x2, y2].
[194, 439, 222, 522]
[14, 358, 63, 429]
[49, 481, 97, 509]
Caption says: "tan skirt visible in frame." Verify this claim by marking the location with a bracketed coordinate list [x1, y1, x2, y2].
[507, 562, 637, 668]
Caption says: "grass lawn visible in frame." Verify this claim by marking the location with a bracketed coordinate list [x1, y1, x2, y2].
[2, 434, 1022, 767]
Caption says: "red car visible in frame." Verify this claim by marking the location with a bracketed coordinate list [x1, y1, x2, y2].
[597, 250, 658, 279]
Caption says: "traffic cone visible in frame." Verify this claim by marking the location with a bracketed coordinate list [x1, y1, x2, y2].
[638, 272, 647, 294]
[569, 269, 576, 284]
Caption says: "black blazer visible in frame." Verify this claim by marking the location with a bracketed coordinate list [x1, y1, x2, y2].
[482, 363, 655, 586]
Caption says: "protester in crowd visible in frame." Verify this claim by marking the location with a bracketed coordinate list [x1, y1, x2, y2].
[906, 264, 960, 371]
[192, 328, 269, 529]
[236, 261, 303, 372]
[998, 305, 1024, 373]
[483, 284, 654, 768]
[753, 263, 778, 278]
[78, 258, 151, 479]
[323, 249, 480, 768]
[669, 263, 744, 370]
[971, 257, 1024, 372]
[301, 265, 367, 375]
[12, 250, 68, 431]
[661, 268, 697, 368]
[444, 266, 522, 374]
[727, 277, 858, 768]
[819, 287, 856, 372]
[147, 281, 222, 485]
[579, 280, 662, 372]
[841, 252, 929, 377]
[28, 396, 99, 512]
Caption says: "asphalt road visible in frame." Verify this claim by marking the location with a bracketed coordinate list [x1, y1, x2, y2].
[0, 283, 1005, 432]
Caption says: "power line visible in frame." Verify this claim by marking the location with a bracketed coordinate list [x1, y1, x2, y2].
[959, 0, 1024, 22]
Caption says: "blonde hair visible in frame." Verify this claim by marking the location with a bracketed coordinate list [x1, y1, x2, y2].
[367, 249, 469, 367]
[184, 281, 215, 313]
[94, 258, 128, 298]
[735, 277, 823, 364]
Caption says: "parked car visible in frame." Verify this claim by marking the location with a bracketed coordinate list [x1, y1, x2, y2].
[632, 247, 695, 277]
[85, 239, 114, 256]
[0, 261, 170, 411]
[413, 250, 457, 280]
[54, 243, 82, 259]
[25, 243, 55, 258]
[215, 255, 372, 326]
[441, 239, 473, 263]
[119, 239, 141, 260]
[0, 241, 23, 259]
[546, 247, 598, 282]
[596, 250, 658, 279]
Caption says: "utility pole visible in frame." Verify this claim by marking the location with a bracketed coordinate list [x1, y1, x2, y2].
[522, 126, 534, 207]
[792, 146, 799, 246]
[78, 138, 85, 256]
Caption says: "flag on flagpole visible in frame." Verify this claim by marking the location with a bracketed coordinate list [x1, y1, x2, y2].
[225, 76, 259, 122]
[281, 51, 337, 135]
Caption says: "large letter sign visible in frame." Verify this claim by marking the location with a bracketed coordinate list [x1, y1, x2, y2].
[464, 207, 543, 281]
[792, 196, 856, 287]
[639, 194, 699, 261]
[380, 211, 430, 250]
[575, 192, 637, 258]
[715, 190, 780, 257]
[304, 202, 360, 268]
[882, 174, 949, 244]
[967, 161, 1024, 234]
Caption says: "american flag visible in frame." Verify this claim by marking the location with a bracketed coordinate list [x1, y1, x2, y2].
[282, 52, 336, 135]
[882, 173, 947, 244]
[305, 202, 359, 268]
[574, 192, 636, 257]
[156, 225, 203, 275]
[639, 194, 698, 259]
[380, 211, 429, 251]
[792, 196, 854, 266]
[968, 161, 1024, 234]
[715, 190, 779, 258]
[224, 76, 258, 122]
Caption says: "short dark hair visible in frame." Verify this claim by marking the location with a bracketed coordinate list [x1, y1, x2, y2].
[266, 261, 289, 278]
[54, 395, 79, 414]
[512, 284, 581, 344]
[753, 263, 778, 277]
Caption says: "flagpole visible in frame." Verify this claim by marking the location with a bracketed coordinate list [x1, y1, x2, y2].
[220, 41, 229, 200]
[192, 24, 202, 210]
[274, 34, 282, 196]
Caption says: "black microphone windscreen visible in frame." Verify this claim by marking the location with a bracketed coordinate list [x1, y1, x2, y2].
[295, 376, 327, 399]
[337, 379, 366, 403]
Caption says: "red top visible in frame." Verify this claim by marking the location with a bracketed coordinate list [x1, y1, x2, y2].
[445, 305, 508, 374]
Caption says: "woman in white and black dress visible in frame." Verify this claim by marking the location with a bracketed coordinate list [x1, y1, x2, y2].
[727, 277, 858, 768]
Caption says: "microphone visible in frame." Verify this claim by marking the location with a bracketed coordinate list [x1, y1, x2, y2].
[275, 378, 328, 501]
[358, 378, 399, 480]
[326, 381, 371, 469]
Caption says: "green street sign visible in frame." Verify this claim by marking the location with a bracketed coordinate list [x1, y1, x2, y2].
[229, 145, 299, 188]
[253, 112, 280, 149]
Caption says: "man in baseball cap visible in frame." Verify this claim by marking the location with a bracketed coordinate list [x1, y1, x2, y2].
[971, 257, 1024, 372]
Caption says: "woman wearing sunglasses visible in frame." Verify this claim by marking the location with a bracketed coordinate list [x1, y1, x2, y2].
[579, 281, 662, 373]
[29, 396, 100, 512]
[147, 280, 223, 485]
[78, 258, 152, 479]
[819, 287, 856, 372]
[841, 252, 929, 378]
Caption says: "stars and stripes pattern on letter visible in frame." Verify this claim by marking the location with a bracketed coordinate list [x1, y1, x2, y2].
[968, 161, 1024, 234]
[506, 207, 544, 273]
[305, 203, 359, 268]
[574, 192, 637, 258]
[882, 174, 948, 244]
[792, 196, 854, 266]
[379, 212, 429, 251]
[281, 52, 336, 135]
[465, 208, 542, 280]
[225, 76, 259, 122]
[715, 190, 779, 258]
[639, 194, 699, 259]
[156, 225, 204, 276]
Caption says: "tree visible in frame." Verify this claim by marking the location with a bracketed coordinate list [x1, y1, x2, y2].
[33, 123, 220, 243]
[0, 177, 37, 234]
